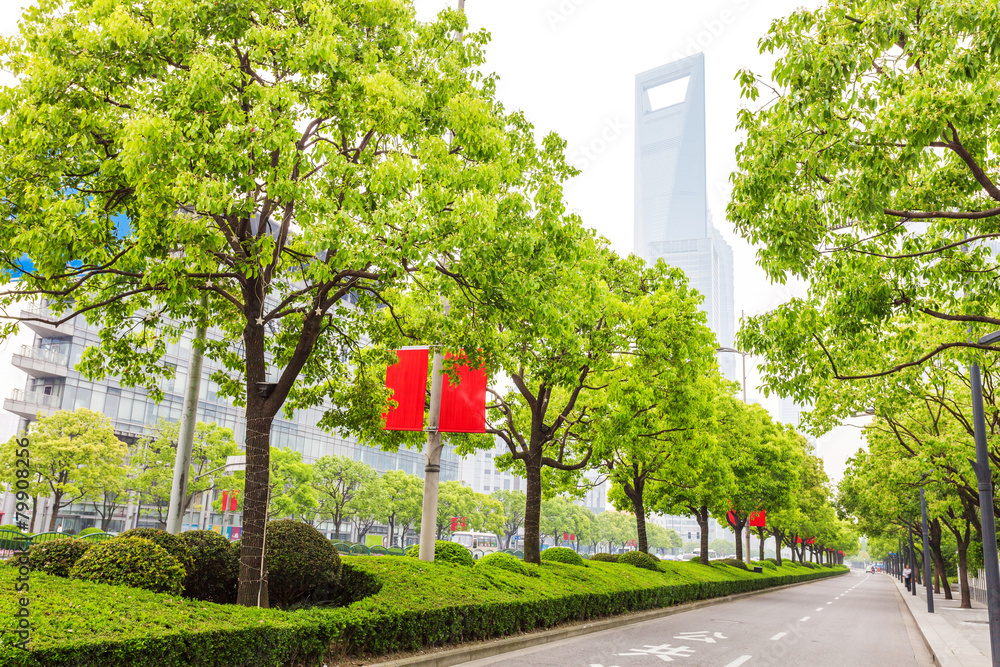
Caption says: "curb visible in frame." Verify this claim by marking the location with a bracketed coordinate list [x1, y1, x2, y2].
[891, 575, 989, 667]
[368, 570, 848, 667]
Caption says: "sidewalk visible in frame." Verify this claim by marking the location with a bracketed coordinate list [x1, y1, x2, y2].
[892, 574, 991, 666]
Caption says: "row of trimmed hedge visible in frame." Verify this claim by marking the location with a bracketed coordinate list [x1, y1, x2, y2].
[0, 550, 847, 667]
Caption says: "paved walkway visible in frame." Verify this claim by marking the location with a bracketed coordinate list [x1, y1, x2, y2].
[891, 573, 990, 666]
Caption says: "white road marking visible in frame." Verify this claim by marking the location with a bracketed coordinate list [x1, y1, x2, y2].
[770, 632, 788, 641]
[816, 607, 824, 611]
[723, 657, 753, 667]
[826, 601, 833, 605]
[800, 616, 811, 622]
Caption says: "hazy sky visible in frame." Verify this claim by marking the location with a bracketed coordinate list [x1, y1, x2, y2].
[0, 0, 866, 482]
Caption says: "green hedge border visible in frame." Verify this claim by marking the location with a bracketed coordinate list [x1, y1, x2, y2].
[0, 560, 847, 666]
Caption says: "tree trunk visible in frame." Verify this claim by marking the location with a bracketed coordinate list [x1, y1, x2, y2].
[523, 460, 543, 564]
[627, 481, 648, 554]
[236, 392, 274, 608]
[734, 525, 743, 562]
[47, 489, 64, 532]
[387, 515, 396, 547]
[758, 528, 765, 561]
[773, 529, 783, 566]
[928, 519, 952, 600]
[696, 505, 710, 564]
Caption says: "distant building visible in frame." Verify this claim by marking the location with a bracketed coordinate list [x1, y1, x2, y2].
[633, 53, 735, 379]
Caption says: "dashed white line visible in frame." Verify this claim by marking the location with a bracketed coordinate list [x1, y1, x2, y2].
[800, 616, 811, 622]
[770, 632, 788, 641]
[826, 601, 833, 605]
[723, 656, 753, 667]
[816, 607, 824, 611]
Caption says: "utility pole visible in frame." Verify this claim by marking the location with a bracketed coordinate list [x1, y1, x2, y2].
[417, 0, 465, 563]
[166, 294, 208, 534]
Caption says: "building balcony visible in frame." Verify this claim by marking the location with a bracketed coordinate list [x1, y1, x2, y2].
[19, 303, 75, 338]
[4, 388, 62, 419]
[12, 345, 70, 378]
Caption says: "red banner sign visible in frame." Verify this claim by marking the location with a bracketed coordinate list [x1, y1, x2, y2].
[748, 510, 766, 527]
[383, 349, 429, 431]
[439, 353, 487, 433]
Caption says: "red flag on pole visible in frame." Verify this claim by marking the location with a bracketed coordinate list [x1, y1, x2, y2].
[748, 510, 766, 527]
[570, 534, 575, 541]
[383, 349, 429, 431]
[796, 536, 802, 543]
[563, 532, 569, 540]
[439, 353, 487, 433]
[229, 491, 238, 512]
[726, 510, 737, 527]
[451, 517, 458, 531]
[221, 491, 229, 512]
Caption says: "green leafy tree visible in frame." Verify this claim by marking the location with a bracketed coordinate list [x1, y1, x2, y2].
[492, 489, 526, 549]
[731, 0, 1000, 405]
[311, 456, 376, 541]
[130, 419, 240, 527]
[0, 0, 584, 607]
[589, 263, 718, 554]
[472, 492, 506, 539]
[381, 470, 423, 548]
[709, 538, 735, 557]
[263, 448, 316, 520]
[435, 481, 479, 539]
[0, 409, 126, 532]
[348, 474, 388, 542]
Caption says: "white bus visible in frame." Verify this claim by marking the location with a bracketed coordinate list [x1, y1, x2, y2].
[451, 531, 500, 557]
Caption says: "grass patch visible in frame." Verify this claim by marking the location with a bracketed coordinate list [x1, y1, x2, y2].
[0, 557, 846, 666]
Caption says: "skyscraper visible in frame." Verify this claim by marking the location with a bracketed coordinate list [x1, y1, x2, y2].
[634, 53, 735, 374]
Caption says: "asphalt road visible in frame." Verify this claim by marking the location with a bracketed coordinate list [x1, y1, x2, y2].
[457, 570, 932, 667]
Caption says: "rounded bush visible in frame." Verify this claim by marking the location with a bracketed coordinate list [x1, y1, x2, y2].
[618, 550, 660, 571]
[26, 538, 92, 577]
[539, 547, 584, 567]
[765, 557, 780, 566]
[715, 558, 748, 570]
[266, 520, 342, 608]
[77, 527, 104, 537]
[800, 561, 816, 569]
[589, 552, 618, 563]
[476, 551, 537, 576]
[0, 524, 28, 534]
[752, 560, 777, 571]
[405, 540, 475, 567]
[178, 530, 239, 603]
[70, 537, 186, 594]
[117, 528, 194, 573]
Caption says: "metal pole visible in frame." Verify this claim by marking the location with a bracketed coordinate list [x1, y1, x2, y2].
[741, 351, 747, 404]
[920, 488, 934, 613]
[418, 348, 446, 562]
[971, 360, 1000, 664]
[166, 294, 208, 534]
[909, 520, 917, 596]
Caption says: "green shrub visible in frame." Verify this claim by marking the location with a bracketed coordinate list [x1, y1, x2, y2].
[405, 540, 475, 567]
[752, 560, 777, 571]
[266, 520, 342, 608]
[178, 530, 239, 603]
[539, 546, 584, 566]
[589, 552, 618, 563]
[77, 527, 104, 537]
[0, 524, 27, 534]
[765, 557, 780, 566]
[477, 551, 537, 576]
[800, 561, 816, 569]
[715, 558, 748, 570]
[25, 538, 92, 577]
[117, 528, 194, 573]
[70, 537, 186, 594]
[618, 551, 660, 571]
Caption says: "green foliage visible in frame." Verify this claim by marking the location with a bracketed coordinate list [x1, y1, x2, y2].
[617, 551, 659, 571]
[715, 558, 748, 571]
[0, 409, 127, 533]
[476, 551, 536, 577]
[265, 520, 341, 608]
[177, 530, 238, 604]
[76, 527, 104, 537]
[1, 556, 848, 665]
[589, 553, 618, 563]
[405, 540, 475, 567]
[70, 537, 186, 595]
[539, 547, 584, 567]
[26, 538, 92, 578]
[117, 528, 194, 574]
[752, 560, 777, 571]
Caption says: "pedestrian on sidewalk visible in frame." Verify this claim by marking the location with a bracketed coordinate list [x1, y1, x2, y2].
[904, 565, 912, 591]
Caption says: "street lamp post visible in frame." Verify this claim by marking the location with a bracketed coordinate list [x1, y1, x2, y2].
[970, 329, 1000, 665]
[908, 519, 917, 597]
[716, 346, 752, 564]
